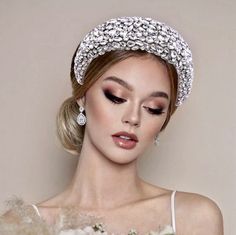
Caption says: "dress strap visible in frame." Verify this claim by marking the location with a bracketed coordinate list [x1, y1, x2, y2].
[171, 190, 177, 233]
[31, 204, 41, 218]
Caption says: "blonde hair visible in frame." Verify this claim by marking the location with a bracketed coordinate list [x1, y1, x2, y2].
[56, 49, 178, 155]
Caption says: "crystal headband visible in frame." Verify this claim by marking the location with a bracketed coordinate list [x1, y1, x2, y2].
[74, 16, 194, 106]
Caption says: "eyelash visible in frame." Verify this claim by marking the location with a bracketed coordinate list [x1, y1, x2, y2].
[103, 90, 165, 116]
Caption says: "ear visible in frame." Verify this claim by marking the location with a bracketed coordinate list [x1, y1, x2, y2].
[76, 96, 86, 108]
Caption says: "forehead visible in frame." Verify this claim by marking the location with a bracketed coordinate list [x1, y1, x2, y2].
[97, 56, 171, 94]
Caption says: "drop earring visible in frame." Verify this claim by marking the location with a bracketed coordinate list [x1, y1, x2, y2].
[154, 134, 160, 146]
[76, 106, 86, 126]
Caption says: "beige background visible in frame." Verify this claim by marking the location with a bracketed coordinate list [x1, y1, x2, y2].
[0, 0, 235, 234]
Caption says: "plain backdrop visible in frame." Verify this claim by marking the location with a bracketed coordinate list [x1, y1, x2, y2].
[0, 0, 235, 234]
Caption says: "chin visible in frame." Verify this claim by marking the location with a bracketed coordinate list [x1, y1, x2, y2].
[108, 155, 138, 165]
[108, 148, 142, 164]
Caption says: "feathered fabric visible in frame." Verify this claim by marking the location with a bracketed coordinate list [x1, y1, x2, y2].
[0, 197, 175, 235]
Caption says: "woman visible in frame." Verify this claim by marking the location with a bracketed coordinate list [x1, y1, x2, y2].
[0, 16, 223, 235]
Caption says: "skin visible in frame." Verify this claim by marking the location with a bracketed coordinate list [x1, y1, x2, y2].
[9, 56, 224, 234]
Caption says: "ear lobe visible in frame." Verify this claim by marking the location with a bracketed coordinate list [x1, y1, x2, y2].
[76, 96, 86, 108]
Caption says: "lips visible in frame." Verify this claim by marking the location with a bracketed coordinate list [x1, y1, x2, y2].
[111, 131, 138, 142]
[111, 131, 138, 150]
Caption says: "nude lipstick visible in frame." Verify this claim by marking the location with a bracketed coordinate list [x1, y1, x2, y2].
[111, 131, 138, 150]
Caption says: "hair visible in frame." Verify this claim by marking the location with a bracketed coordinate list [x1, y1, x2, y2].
[56, 49, 178, 155]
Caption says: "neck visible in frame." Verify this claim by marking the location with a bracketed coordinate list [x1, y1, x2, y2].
[63, 132, 145, 211]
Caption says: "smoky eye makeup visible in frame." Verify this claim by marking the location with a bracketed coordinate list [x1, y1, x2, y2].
[102, 88, 126, 104]
[144, 106, 165, 115]
[102, 88, 167, 116]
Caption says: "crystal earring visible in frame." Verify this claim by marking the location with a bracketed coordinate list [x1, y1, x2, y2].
[76, 106, 86, 126]
[154, 134, 160, 146]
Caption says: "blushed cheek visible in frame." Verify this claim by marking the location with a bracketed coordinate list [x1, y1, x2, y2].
[145, 117, 167, 140]
[145, 127, 158, 142]
[86, 94, 115, 128]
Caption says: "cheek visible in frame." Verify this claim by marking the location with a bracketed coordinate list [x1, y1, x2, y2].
[85, 92, 117, 127]
[142, 115, 167, 139]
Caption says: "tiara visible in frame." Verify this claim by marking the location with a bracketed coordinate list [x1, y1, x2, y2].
[73, 16, 194, 106]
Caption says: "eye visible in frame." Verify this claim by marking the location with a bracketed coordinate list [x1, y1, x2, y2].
[144, 106, 165, 116]
[103, 90, 126, 104]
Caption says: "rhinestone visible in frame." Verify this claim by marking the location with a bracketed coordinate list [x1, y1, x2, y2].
[132, 46, 139, 50]
[143, 31, 148, 36]
[168, 42, 175, 49]
[108, 30, 116, 36]
[74, 16, 194, 106]
[147, 28, 154, 34]
[127, 25, 134, 31]
[145, 36, 153, 43]
[93, 30, 99, 37]
[135, 40, 144, 46]
[114, 37, 122, 42]
[130, 32, 137, 40]
[120, 42, 126, 47]
[100, 40, 107, 45]
[171, 50, 177, 58]
[127, 41, 135, 47]
[134, 21, 142, 27]
[98, 48, 105, 55]
[112, 42, 120, 48]
[140, 36, 146, 41]
[156, 45, 163, 53]
[150, 44, 156, 50]
[120, 31, 127, 37]
[97, 36, 104, 42]
[136, 31, 142, 37]
[158, 35, 165, 42]
[77, 113, 86, 126]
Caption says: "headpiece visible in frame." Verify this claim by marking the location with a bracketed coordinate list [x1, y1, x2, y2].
[73, 16, 194, 106]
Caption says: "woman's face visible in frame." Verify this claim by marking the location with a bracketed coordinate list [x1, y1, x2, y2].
[79, 56, 171, 164]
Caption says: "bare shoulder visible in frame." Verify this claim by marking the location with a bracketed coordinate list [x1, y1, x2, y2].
[175, 191, 224, 235]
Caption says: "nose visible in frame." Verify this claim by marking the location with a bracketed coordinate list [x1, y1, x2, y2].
[121, 103, 141, 127]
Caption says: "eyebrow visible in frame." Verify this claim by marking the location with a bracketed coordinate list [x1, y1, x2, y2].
[103, 76, 169, 100]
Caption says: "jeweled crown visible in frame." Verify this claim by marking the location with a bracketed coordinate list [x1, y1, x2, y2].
[73, 16, 194, 106]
